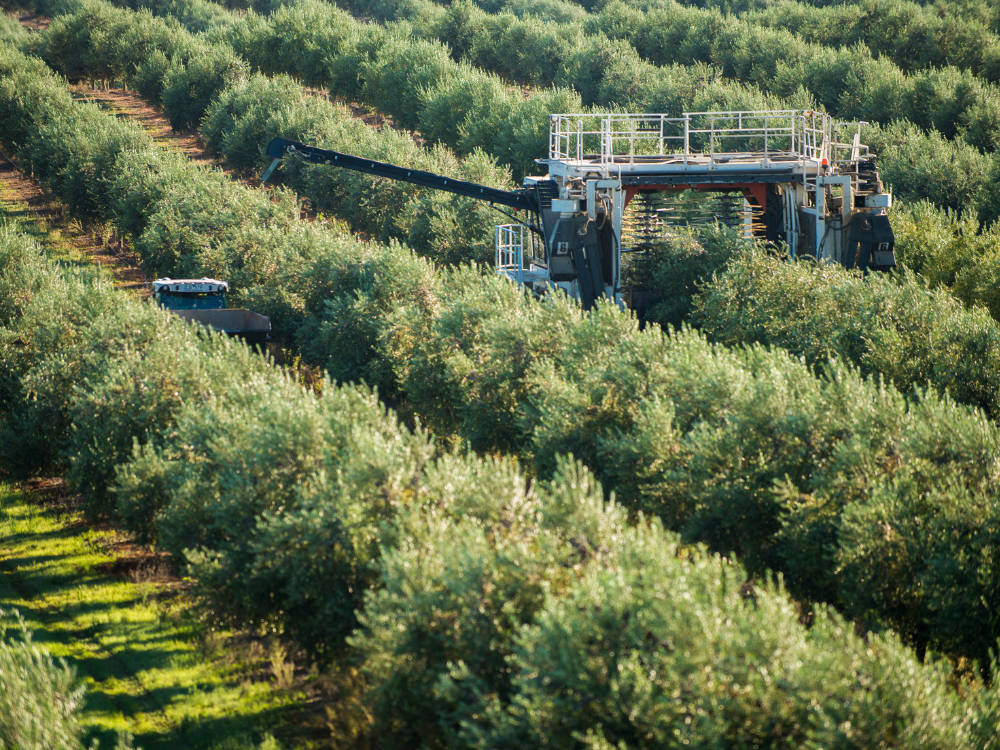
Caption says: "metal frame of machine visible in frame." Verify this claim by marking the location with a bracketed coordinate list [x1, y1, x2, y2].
[263, 109, 895, 310]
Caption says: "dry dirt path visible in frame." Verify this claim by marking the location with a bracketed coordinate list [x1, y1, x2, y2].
[73, 85, 217, 166]
[0, 149, 151, 293]
[15, 10, 49, 29]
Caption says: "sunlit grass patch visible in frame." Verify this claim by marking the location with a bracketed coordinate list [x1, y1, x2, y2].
[0, 483, 305, 750]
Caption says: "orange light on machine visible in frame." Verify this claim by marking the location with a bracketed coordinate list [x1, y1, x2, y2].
[821, 158, 829, 166]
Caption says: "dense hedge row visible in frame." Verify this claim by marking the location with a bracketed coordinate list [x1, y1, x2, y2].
[32, 0, 510, 266]
[622, 0, 1000, 29]
[4, 183, 1000, 749]
[275, 0, 996, 150]
[42, 0, 1000, 217]
[693, 246, 1000, 419]
[733, 0, 1000, 79]
[388, 0, 1000, 146]
[472, 0, 1000, 80]
[10, 28, 1000, 676]
[489, 0, 1000, 83]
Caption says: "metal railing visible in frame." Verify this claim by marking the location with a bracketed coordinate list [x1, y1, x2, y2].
[549, 110, 866, 166]
[831, 121, 871, 165]
[496, 224, 528, 284]
[550, 114, 686, 163]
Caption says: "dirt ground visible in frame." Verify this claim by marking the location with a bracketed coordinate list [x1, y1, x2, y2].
[15, 10, 48, 29]
[0, 151, 151, 293]
[72, 85, 217, 165]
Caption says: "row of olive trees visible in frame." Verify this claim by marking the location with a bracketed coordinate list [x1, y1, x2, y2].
[588, 0, 1000, 29]
[1, 40, 992, 738]
[12, 17, 1000, 675]
[32, 0, 580, 180]
[2, 161, 998, 750]
[500, 0, 1000, 83]
[345, 0, 1000, 150]
[34, 0, 1000, 221]
[739, 0, 1000, 79]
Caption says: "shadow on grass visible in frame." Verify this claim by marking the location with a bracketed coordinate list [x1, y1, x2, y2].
[82, 688, 293, 750]
[1, 486, 319, 750]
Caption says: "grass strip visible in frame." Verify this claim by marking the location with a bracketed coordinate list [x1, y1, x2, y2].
[0, 481, 310, 750]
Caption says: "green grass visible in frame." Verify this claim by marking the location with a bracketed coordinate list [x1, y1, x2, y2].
[0, 173, 90, 267]
[0, 482, 314, 750]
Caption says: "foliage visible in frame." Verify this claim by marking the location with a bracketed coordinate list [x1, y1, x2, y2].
[118, 372, 433, 656]
[837, 462, 1000, 668]
[289, 229, 437, 398]
[891, 199, 1000, 316]
[352, 457, 625, 748]
[384, 265, 586, 454]
[9, 18, 1000, 747]
[621, 222, 746, 328]
[693, 248, 1000, 419]
[0, 611, 89, 750]
[161, 40, 247, 130]
[481, 527, 969, 750]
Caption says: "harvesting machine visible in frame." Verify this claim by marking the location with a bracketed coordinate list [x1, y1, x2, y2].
[262, 110, 895, 310]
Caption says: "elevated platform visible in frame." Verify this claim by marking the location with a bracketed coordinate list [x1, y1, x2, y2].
[546, 111, 868, 188]
[548, 158, 802, 187]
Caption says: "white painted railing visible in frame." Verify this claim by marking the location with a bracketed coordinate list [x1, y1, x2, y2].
[496, 224, 527, 284]
[549, 111, 868, 166]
